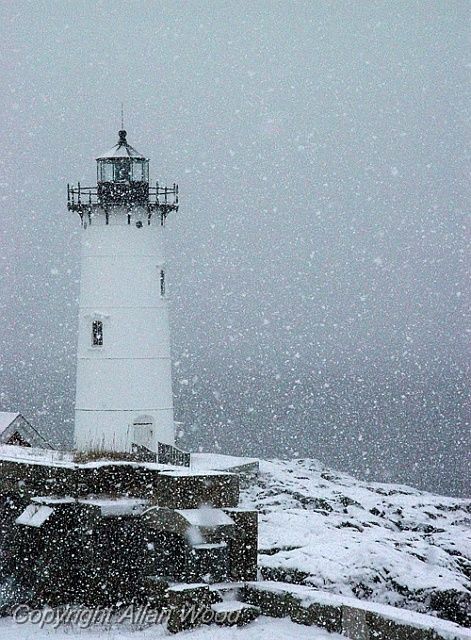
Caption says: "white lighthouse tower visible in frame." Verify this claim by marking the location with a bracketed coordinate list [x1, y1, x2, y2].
[68, 130, 179, 454]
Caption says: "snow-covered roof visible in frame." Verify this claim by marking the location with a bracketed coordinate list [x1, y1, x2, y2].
[0, 412, 19, 435]
[78, 496, 147, 517]
[176, 508, 235, 528]
[16, 504, 54, 528]
[191, 453, 259, 473]
[96, 130, 147, 160]
[32, 496, 75, 505]
[167, 583, 209, 592]
[0, 444, 74, 466]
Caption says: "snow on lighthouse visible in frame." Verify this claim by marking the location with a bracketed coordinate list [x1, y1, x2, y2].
[68, 130, 179, 454]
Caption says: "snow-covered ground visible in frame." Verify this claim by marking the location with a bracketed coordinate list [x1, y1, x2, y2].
[240, 459, 471, 623]
[0, 617, 341, 639]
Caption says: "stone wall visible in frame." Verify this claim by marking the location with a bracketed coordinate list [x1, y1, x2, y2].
[224, 509, 258, 581]
[0, 458, 239, 508]
[242, 583, 470, 640]
[0, 451, 257, 608]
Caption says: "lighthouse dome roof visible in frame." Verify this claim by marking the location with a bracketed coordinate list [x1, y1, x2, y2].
[96, 130, 147, 160]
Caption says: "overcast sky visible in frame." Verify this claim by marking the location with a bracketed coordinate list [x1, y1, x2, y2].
[0, 1, 469, 495]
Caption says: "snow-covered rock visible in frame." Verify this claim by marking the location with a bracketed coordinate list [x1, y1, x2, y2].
[240, 458, 470, 625]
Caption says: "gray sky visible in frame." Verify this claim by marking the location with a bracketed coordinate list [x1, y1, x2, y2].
[0, 1, 469, 495]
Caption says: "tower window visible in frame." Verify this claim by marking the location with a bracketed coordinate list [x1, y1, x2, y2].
[160, 269, 165, 297]
[92, 320, 103, 346]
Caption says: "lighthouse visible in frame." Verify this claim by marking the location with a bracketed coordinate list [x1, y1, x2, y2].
[68, 130, 178, 454]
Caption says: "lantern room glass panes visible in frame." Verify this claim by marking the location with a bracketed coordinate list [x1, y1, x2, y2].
[98, 162, 114, 182]
[97, 159, 149, 183]
[115, 160, 131, 182]
[132, 160, 148, 182]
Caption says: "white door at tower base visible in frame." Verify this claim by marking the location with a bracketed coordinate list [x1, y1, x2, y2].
[132, 415, 155, 451]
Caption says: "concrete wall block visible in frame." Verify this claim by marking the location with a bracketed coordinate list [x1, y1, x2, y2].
[185, 545, 230, 584]
[224, 510, 258, 581]
[166, 584, 213, 608]
[291, 602, 343, 633]
[342, 605, 369, 639]
[242, 585, 296, 618]
[75, 465, 155, 497]
[0, 461, 75, 497]
[152, 473, 240, 509]
[365, 611, 437, 640]
[212, 603, 260, 627]
[142, 576, 168, 603]
[165, 605, 207, 634]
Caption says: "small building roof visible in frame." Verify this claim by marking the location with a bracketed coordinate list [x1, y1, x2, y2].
[0, 413, 53, 449]
[96, 130, 147, 160]
[0, 412, 20, 435]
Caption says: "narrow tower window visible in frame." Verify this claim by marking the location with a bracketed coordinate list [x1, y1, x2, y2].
[160, 269, 165, 297]
[92, 320, 103, 347]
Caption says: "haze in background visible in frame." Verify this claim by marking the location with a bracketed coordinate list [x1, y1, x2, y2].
[0, 1, 468, 496]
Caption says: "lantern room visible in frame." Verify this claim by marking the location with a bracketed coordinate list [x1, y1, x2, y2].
[96, 130, 149, 184]
[93, 130, 150, 205]
[68, 129, 178, 219]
